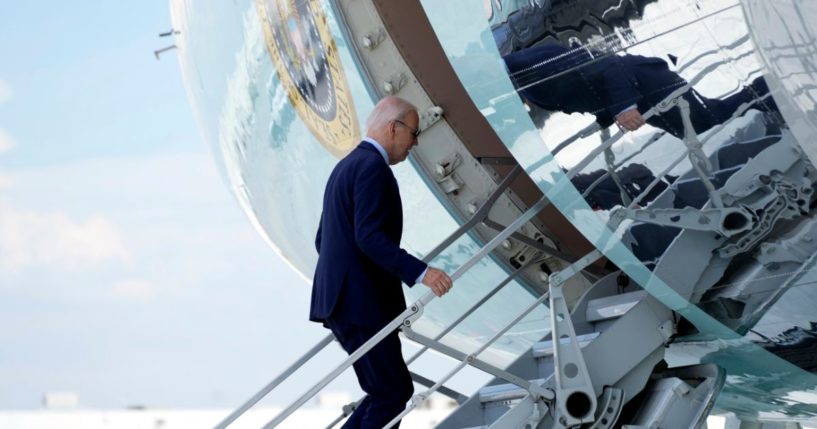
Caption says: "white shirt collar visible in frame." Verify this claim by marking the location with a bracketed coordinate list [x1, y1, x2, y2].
[362, 137, 389, 165]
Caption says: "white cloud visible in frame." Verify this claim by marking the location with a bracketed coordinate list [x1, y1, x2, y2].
[7, 151, 227, 207]
[112, 279, 156, 299]
[0, 129, 16, 154]
[0, 203, 131, 271]
[0, 174, 12, 189]
[0, 79, 11, 104]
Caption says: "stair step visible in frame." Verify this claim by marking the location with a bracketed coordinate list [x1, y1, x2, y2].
[478, 379, 545, 404]
[585, 290, 647, 323]
[531, 332, 600, 358]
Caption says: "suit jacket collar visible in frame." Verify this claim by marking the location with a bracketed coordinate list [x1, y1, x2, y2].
[363, 137, 389, 162]
[357, 141, 377, 153]
[355, 142, 397, 186]
[356, 140, 389, 163]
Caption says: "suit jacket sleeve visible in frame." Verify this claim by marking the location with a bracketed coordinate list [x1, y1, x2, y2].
[353, 160, 427, 286]
[596, 55, 642, 118]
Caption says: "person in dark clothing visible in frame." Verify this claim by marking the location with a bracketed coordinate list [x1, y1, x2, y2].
[570, 163, 672, 210]
[311, 96, 454, 429]
[503, 43, 779, 138]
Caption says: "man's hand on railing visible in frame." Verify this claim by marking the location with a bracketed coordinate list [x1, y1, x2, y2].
[615, 108, 646, 131]
[421, 267, 453, 297]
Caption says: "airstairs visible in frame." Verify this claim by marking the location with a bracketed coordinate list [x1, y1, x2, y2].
[209, 0, 817, 426]
[205, 79, 810, 428]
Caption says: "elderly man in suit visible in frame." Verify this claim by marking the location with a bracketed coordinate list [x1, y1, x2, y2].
[503, 43, 778, 137]
[311, 96, 454, 429]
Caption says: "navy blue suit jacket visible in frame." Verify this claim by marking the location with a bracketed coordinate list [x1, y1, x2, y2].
[311, 143, 427, 328]
[503, 43, 685, 128]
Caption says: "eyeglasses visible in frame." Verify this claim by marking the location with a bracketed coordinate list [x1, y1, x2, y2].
[393, 119, 421, 139]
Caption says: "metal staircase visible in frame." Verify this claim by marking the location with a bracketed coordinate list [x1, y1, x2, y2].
[206, 0, 812, 424]
[207, 74, 798, 428]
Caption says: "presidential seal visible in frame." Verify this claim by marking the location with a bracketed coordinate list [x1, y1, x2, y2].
[257, 0, 360, 158]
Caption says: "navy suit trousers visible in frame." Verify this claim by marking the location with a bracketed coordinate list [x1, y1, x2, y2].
[646, 88, 750, 138]
[644, 77, 775, 138]
[326, 319, 414, 429]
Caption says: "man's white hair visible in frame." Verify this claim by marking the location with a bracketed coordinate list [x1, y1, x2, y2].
[365, 97, 416, 134]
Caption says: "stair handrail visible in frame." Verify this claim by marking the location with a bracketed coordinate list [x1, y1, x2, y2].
[577, 66, 764, 205]
[623, 92, 774, 212]
[324, 250, 544, 428]
[383, 249, 604, 429]
[260, 196, 552, 429]
[220, 35, 765, 429]
[380, 62, 765, 429]
[213, 166, 527, 429]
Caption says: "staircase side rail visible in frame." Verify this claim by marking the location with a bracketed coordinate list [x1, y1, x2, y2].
[564, 85, 692, 180]
[424, 165, 522, 259]
[212, 334, 334, 429]
[626, 93, 773, 211]
[322, 253, 545, 428]
[402, 328, 540, 393]
[564, 63, 765, 215]
[260, 197, 551, 429]
[213, 166, 522, 429]
[409, 371, 469, 404]
[578, 63, 761, 207]
[383, 250, 604, 429]
[579, 130, 666, 201]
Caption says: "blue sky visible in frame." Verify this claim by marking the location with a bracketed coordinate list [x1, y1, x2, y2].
[0, 1, 356, 409]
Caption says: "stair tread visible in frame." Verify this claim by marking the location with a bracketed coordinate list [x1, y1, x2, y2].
[478, 379, 545, 403]
[531, 331, 600, 358]
[585, 290, 647, 323]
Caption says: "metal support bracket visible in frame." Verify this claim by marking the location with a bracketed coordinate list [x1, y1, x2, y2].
[588, 387, 624, 429]
[677, 97, 724, 207]
[435, 153, 464, 194]
[360, 28, 385, 50]
[719, 176, 813, 257]
[482, 218, 608, 278]
[420, 105, 444, 131]
[401, 327, 554, 402]
[608, 206, 754, 238]
[401, 298, 427, 327]
[549, 250, 603, 427]
[382, 72, 407, 95]
[483, 218, 571, 261]
[601, 127, 632, 207]
[478, 156, 518, 166]
[488, 395, 550, 429]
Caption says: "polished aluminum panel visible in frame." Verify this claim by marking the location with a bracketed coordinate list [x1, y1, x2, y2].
[742, 1, 817, 166]
[422, 0, 817, 420]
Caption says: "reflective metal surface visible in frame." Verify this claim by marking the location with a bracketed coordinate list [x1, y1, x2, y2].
[742, 0, 817, 166]
[173, 0, 817, 421]
[423, 0, 817, 420]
